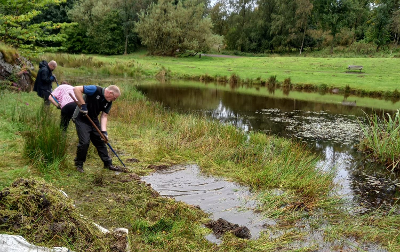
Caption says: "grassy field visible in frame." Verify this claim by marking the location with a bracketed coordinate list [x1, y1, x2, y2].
[37, 51, 400, 101]
[94, 52, 400, 92]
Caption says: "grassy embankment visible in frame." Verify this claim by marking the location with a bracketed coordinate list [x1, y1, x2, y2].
[48, 52, 400, 166]
[38, 51, 400, 93]
[87, 51, 400, 94]
[0, 50, 399, 251]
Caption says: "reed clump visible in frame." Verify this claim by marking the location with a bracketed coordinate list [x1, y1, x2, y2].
[229, 74, 240, 88]
[18, 105, 68, 173]
[33, 53, 104, 68]
[358, 110, 400, 170]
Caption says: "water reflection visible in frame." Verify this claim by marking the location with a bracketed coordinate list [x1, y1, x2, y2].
[136, 84, 400, 210]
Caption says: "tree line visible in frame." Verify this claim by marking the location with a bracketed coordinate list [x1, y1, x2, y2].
[1, 0, 399, 56]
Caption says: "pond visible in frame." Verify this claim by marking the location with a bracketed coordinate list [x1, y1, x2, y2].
[136, 81, 400, 212]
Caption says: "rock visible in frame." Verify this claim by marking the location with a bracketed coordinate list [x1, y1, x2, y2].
[0, 51, 35, 92]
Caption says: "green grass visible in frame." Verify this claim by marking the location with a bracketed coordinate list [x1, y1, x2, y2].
[32, 51, 400, 95]
[103, 54, 400, 92]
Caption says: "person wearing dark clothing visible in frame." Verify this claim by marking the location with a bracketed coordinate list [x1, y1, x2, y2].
[73, 85, 121, 172]
[33, 60, 57, 105]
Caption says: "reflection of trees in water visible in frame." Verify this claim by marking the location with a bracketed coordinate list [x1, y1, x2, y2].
[314, 143, 400, 211]
[137, 87, 220, 111]
[346, 157, 400, 211]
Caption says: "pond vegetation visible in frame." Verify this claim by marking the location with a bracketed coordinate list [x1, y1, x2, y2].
[359, 110, 400, 170]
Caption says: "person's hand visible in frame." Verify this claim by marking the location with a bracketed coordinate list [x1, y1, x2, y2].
[79, 104, 88, 114]
[101, 131, 108, 142]
[50, 75, 55, 81]
[57, 104, 61, 110]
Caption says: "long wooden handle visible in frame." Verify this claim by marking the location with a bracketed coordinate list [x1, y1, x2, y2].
[69, 92, 108, 143]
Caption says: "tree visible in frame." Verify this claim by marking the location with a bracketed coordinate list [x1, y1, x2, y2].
[0, 0, 74, 49]
[250, 0, 278, 52]
[113, 0, 154, 55]
[30, 0, 76, 24]
[313, 0, 353, 54]
[270, 0, 313, 53]
[68, 0, 151, 54]
[209, 0, 230, 36]
[295, 0, 313, 54]
[366, 2, 392, 51]
[135, 0, 222, 56]
[392, 8, 400, 47]
[224, 0, 257, 52]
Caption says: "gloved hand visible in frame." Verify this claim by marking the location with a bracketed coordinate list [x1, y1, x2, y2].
[79, 104, 88, 114]
[101, 131, 108, 141]
[50, 75, 55, 81]
[57, 104, 61, 109]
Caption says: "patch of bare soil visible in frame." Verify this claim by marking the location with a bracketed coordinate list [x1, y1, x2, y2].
[147, 164, 170, 170]
[205, 218, 251, 239]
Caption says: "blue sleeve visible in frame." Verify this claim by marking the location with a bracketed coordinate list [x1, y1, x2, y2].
[83, 85, 97, 95]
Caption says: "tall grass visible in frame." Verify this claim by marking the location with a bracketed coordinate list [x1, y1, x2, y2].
[31, 53, 146, 78]
[18, 105, 68, 173]
[358, 110, 400, 169]
[0, 42, 19, 64]
[113, 87, 335, 201]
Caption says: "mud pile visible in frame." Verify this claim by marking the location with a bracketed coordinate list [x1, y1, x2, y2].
[0, 178, 127, 252]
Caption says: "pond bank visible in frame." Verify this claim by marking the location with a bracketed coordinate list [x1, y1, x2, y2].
[0, 79, 399, 251]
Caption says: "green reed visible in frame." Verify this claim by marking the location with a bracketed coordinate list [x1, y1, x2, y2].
[19, 105, 68, 173]
[359, 110, 400, 169]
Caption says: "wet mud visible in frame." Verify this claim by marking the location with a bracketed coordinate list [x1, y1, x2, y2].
[141, 164, 270, 243]
[205, 218, 251, 239]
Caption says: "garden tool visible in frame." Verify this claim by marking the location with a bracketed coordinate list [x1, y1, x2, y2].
[68, 93, 126, 167]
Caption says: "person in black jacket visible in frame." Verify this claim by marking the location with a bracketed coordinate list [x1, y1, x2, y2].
[72, 84, 121, 172]
[33, 60, 57, 105]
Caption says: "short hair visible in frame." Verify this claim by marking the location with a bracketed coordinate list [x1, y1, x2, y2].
[49, 60, 57, 68]
[106, 85, 121, 96]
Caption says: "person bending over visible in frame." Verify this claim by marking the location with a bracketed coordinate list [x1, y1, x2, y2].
[48, 83, 77, 131]
[73, 84, 121, 173]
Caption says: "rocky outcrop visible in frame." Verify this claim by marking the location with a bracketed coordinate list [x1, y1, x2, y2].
[0, 51, 35, 92]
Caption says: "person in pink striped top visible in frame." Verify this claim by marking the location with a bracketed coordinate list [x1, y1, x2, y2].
[48, 82, 77, 131]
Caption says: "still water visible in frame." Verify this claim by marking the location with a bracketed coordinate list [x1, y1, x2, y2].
[136, 82, 400, 211]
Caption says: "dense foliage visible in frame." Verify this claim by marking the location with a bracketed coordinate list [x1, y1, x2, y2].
[135, 0, 222, 56]
[0, 0, 75, 50]
[1, 0, 400, 55]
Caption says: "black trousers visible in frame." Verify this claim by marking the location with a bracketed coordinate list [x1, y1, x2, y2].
[60, 102, 77, 131]
[74, 116, 111, 167]
[42, 89, 52, 105]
